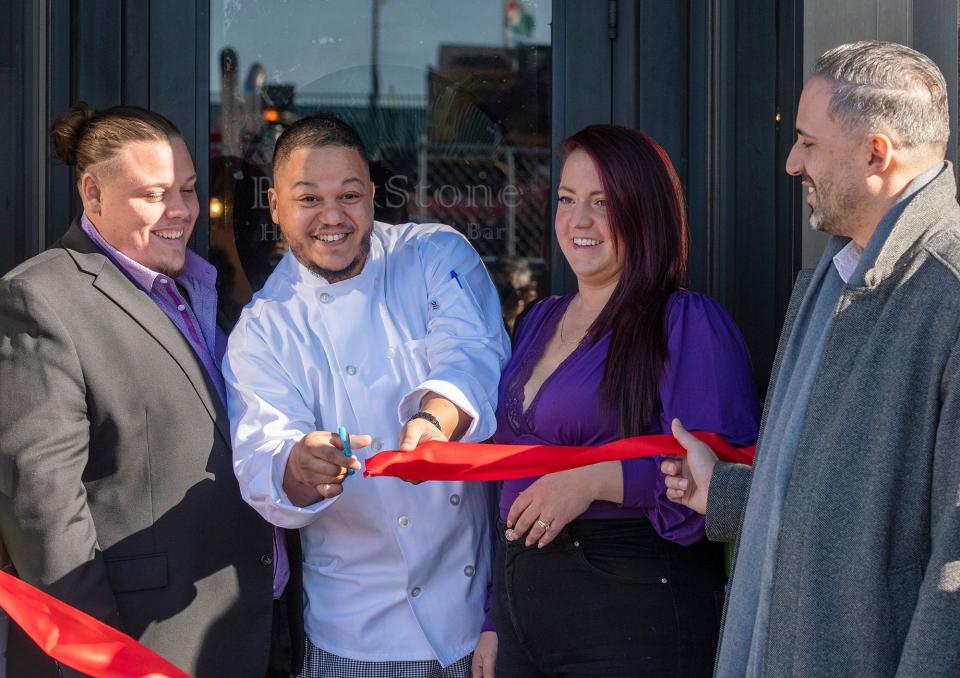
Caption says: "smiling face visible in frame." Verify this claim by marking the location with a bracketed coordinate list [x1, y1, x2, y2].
[268, 144, 375, 283]
[786, 76, 869, 237]
[83, 137, 198, 276]
[555, 149, 624, 288]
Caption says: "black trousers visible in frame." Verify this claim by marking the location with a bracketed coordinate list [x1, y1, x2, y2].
[492, 518, 726, 678]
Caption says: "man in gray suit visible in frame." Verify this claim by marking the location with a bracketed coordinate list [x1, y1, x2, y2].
[663, 41, 960, 677]
[0, 104, 299, 677]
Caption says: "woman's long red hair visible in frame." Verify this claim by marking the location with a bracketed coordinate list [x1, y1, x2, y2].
[560, 125, 689, 436]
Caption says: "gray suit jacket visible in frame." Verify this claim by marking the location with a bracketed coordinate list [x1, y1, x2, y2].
[706, 167, 960, 677]
[0, 224, 277, 677]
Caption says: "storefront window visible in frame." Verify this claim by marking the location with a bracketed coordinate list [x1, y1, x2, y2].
[209, 0, 551, 329]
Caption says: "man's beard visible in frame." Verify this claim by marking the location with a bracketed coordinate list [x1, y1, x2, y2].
[807, 175, 860, 238]
[292, 231, 372, 284]
[147, 252, 187, 280]
[155, 261, 187, 278]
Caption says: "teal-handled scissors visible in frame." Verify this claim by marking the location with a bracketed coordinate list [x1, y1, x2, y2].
[338, 425, 355, 476]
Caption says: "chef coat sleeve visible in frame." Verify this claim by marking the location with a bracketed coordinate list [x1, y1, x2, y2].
[397, 227, 511, 442]
[223, 312, 340, 528]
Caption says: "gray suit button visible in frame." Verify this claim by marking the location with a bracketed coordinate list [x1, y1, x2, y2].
[464, 565, 475, 577]
[345, 365, 357, 376]
[449, 494, 461, 506]
[320, 293, 333, 303]
[411, 587, 421, 597]
[260, 553, 274, 566]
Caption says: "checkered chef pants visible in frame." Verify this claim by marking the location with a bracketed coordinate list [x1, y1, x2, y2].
[297, 639, 473, 678]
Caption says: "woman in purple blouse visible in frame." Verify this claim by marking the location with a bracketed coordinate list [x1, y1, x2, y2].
[471, 125, 760, 678]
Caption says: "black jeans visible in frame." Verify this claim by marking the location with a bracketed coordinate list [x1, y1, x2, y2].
[492, 518, 726, 677]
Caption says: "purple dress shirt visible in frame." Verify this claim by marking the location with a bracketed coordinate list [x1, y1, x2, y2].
[494, 290, 761, 544]
[79, 214, 290, 598]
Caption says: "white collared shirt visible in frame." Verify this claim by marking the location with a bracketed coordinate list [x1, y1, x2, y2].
[833, 240, 864, 284]
[223, 222, 510, 665]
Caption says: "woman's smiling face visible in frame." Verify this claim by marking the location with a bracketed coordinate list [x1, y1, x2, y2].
[555, 149, 624, 288]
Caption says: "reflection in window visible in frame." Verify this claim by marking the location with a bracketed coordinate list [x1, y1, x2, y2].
[209, 0, 551, 329]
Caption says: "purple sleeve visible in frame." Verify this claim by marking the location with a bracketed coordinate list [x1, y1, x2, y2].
[481, 584, 495, 632]
[620, 291, 761, 545]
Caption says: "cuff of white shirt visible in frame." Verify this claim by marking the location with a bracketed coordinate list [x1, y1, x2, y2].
[398, 378, 491, 442]
[263, 441, 340, 526]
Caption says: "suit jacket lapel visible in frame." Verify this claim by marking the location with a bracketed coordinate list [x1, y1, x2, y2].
[61, 224, 232, 445]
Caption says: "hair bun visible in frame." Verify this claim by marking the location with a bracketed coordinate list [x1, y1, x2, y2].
[49, 102, 95, 166]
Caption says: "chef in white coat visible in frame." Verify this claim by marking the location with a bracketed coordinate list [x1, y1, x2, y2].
[223, 113, 510, 678]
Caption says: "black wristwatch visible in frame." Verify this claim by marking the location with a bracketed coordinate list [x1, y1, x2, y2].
[408, 410, 442, 432]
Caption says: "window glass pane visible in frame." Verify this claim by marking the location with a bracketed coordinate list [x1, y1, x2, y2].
[210, 0, 552, 330]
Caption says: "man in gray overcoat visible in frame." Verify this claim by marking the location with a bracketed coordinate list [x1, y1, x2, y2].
[663, 41, 960, 677]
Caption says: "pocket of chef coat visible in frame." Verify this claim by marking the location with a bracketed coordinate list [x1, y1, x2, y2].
[432, 268, 486, 327]
[394, 338, 430, 385]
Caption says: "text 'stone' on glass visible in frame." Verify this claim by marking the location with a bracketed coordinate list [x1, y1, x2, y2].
[209, 0, 551, 331]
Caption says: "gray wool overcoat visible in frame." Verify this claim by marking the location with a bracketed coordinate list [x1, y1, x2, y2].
[708, 165, 960, 677]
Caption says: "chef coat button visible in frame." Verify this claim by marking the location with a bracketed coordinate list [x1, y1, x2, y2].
[345, 365, 357, 376]
[464, 565, 475, 577]
[411, 587, 421, 597]
[372, 439, 383, 452]
[398, 516, 409, 528]
[320, 292, 333, 303]
[260, 553, 273, 566]
[449, 494, 461, 506]
[177, 304, 186, 312]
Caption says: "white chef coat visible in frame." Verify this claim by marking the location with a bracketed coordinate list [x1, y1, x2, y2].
[223, 222, 510, 666]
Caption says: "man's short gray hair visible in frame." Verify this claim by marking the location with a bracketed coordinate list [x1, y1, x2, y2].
[814, 40, 949, 148]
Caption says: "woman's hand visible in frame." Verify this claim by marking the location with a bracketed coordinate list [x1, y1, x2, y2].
[471, 631, 498, 678]
[506, 462, 623, 548]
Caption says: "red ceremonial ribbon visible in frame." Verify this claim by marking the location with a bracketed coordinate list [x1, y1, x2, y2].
[364, 431, 755, 481]
[0, 569, 192, 678]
